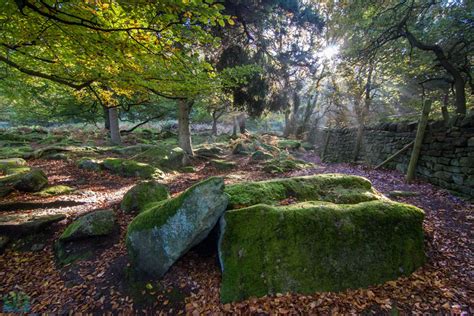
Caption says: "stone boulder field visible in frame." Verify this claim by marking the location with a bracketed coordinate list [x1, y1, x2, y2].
[123, 173, 425, 303]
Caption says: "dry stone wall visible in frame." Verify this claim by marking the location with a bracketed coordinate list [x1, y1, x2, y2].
[314, 114, 474, 199]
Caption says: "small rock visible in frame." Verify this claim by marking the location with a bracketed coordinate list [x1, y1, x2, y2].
[121, 181, 170, 213]
[60, 209, 116, 241]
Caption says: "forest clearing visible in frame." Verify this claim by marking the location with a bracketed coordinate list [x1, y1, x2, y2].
[0, 0, 472, 314]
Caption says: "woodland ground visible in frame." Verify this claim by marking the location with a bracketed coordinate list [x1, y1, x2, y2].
[0, 143, 472, 314]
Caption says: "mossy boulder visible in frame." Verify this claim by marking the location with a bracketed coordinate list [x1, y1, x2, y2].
[0, 158, 27, 171]
[251, 150, 273, 161]
[263, 157, 314, 173]
[0, 213, 65, 235]
[195, 146, 225, 158]
[224, 174, 381, 209]
[14, 168, 48, 192]
[77, 157, 102, 171]
[210, 159, 236, 171]
[126, 177, 228, 277]
[232, 142, 255, 155]
[277, 139, 301, 150]
[0, 167, 48, 196]
[218, 200, 425, 303]
[121, 181, 170, 213]
[59, 209, 116, 241]
[120, 145, 187, 170]
[102, 158, 161, 179]
[36, 185, 74, 197]
[0, 146, 34, 159]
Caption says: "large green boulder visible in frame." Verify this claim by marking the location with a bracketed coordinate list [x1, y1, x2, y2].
[121, 181, 170, 213]
[102, 158, 160, 179]
[126, 177, 228, 277]
[218, 200, 425, 303]
[59, 209, 116, 241]
[224, 174, 381, 209]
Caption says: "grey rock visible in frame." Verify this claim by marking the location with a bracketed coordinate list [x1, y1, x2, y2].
[126, 177, 228, 277]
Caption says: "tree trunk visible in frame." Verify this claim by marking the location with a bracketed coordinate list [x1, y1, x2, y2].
[442, 90, 450, 125]
[103, 105, 110, 131]
[108, 107, 122, 145]
[238, 113, 247, 134]
[177, 99, 193, 156]
[353, 125, 364, 162]
[211, 111, 218, 136]
[406, 100, 432, 182]
[453, 76, 466, 115]
[283, 110, 290, 137]
[232, 116, 238, 137]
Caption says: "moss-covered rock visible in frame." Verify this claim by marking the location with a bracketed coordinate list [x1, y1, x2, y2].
[77, 157, 102, 171]
[225, 174, 381, 209]
[0, 146, 34, 159]
[102, 158, 161, 179]
[263, 157, 314, 173]
[118, 145, 187, 170]
[126, 177, 228, 277]
[210, 159, 236, 171]
[36, 185, 74, 197]
[181, 166, 196, 173]
[0, 213, 65, 235]
[0, 158, 27, 171]
[0, 167, 48, 196]
[13, 168, 48, 192]
[59, 209, 116, 241]
[195, 146, 225, 158]
[218, 200, 425, 303]
[251, 150, 274, 161]
[388, 190, 420, 198]
[277, 139, 301, 150]
[121, 181, 170, 213]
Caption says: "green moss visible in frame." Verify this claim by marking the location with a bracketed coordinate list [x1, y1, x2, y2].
[77, 157, 102, 171]
[36, 185, 74, 197]
[0, 146, 33, 159]
[263, 157, 314, 173]
[121, 181, 170, 213]
[210, 159, 236, 171]
[60, 209, 116, 241]
[181, 166, 196, 173]
[219, 200, 425, 303]
[251, 150, 273, 161]
[103, 158, 161, 179]
[4, 167, 31, 175]
[0, 158, 27, 171]
[225, 174, 377, 209]
[277, 139, 301, 150]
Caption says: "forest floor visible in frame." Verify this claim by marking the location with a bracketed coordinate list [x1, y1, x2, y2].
[0, 150, 472, 314]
